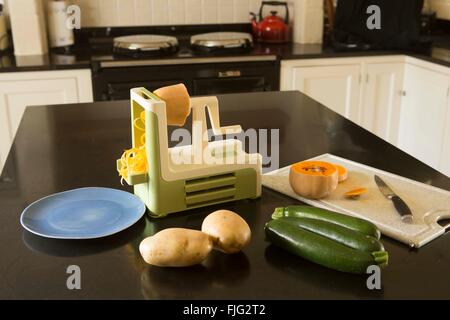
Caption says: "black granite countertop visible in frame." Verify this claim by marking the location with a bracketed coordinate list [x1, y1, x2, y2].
[1, 91, 449, 299]
[1, 38, 450, 73]
[0, 50, 92, 72]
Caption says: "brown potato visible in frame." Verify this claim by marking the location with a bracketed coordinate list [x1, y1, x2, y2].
[139, 228, 212, 267]
[201, 210, 251, 254]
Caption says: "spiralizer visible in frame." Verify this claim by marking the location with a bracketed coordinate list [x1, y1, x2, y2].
[117, 86, 262, 218]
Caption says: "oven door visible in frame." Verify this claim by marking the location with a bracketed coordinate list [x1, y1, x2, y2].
[192, 59, 279, 95]
[106, 80, 185, 101]
[93, 56, 279, 101]
[193, 76, 268, 95]
[92, 62, 190, 101]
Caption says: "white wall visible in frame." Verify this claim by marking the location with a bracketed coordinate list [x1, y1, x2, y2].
[71, 0, 267, 26]
[429, 0, 450, 20]
[4, 0, 323, 43]
[3, 0, 295, 27]
[294, 0, 323, 44]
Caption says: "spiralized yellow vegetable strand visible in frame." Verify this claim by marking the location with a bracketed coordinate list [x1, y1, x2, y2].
[118, 111, 148, 184]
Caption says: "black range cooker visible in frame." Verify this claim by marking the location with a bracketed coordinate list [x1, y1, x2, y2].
[74, 24, 280, 101]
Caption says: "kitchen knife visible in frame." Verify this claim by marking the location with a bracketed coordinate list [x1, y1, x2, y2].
[374, 175, 413, 223]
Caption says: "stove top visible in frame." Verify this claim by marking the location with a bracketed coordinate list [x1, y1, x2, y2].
[113, 34, 179, 57]
[109, 31, 253, 58]
[67, 24, 261, 62]
[190, 32, 253, 53]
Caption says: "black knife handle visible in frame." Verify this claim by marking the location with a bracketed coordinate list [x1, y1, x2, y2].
[391, 196, 412, 217]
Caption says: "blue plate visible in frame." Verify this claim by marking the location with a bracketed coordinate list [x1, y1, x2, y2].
[20, 187, 146, 239]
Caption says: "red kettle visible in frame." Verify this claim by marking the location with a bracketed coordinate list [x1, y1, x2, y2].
[251, 1, 290, 43]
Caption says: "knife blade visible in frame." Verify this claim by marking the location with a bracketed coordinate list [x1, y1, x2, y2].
[374, 175, 413, 223]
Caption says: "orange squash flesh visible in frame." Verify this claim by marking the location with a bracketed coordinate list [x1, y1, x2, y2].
[291, 161, 337, 176]
[334, 164, 348, 182]
[289, 161, 339, 199]
[344, 187, 368, 197]
[154, 83, 191, 127]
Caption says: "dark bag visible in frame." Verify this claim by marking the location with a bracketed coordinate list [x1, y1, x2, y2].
[333, 0, 424, 49]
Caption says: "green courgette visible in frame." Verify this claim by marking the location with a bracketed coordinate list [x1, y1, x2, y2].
[279, 217, 384, 253]
[265, 219, 388, 274]
[272, 205, 381, 240]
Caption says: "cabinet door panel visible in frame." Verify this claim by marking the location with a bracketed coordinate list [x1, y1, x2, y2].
[292, 65, 361, 122]
[0, 78, 79, 173]
[0, 78, 78, 140]
[398, 65, 449, 169]
[362, 63, 404, 144]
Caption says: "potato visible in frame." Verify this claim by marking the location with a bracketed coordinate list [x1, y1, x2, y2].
[201, 210, 251, 254]
[139, 228, 212, 267]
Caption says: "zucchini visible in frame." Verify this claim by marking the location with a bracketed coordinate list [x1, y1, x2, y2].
[265, 219, 388, 274]
[272, 205, 381, 240]
[279, 217, 384, 253]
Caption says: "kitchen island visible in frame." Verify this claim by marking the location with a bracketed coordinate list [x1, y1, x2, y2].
[0, 91, 449, 299]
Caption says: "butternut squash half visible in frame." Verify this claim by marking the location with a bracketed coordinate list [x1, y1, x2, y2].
[289, 161, 339, 199]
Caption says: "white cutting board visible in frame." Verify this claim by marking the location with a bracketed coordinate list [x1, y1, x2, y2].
[262, 154, 450, 248]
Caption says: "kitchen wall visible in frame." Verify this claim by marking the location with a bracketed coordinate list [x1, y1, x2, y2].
[71, 0, 271, 26]
[3, 0, 323, 43]
[428, 0, 450, 20]
[294, 0, 322, 44]
[4, 0, 297, 26]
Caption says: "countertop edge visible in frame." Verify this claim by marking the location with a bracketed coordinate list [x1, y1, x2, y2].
[1, 44, 450, 73]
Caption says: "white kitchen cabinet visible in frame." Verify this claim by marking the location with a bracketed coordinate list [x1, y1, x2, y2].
[397, 64, 449, 170]
[288, 64, 362, 122]
[281, 56, 450, 176]
[0, 69, 93, 172]
[280, 56, 405, 126]
[361, 62, 404, 144]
